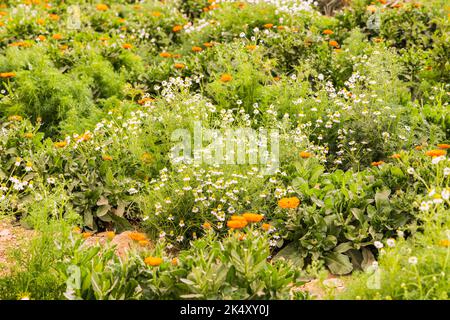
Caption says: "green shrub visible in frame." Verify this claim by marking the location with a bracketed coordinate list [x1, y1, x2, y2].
[339, 206, 450, 300]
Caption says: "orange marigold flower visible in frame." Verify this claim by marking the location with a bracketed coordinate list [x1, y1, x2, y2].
[54, 141, 67, 148]
[76, 132, 92, 142]
[0, 72, 15, 78]
[329, 40, 339, 48]
[171, 257, 178, 266]
[139, 240, 150, 247]
[437, 144, 450, 149]
[140, 152, 153, 163]
[202, 222, 211, 229]
[300, 151, 312, 158]
[415, 145, 423, 151]
[72, 226, 81, 234]
[122, 43, 133, 49]
[37, 35, 46, 41]
[174, 63, 185, 69]
[172, 25, 183, 32]
[243, 213, 264, 223]
[160, 51, 172, 58]
[278, 197, 300, 209]
[128, 231, 147, 242]
[230, 215, 247, 221]
[37, 18, 45, 25]
[227, 219, 248, 229]
[371, 161, 384, 167]
[220, 73, 232, 82]
[106, 231, 115, 240]
[390, 154, 401, 159]
[82, 232, 92, 239]
[23, 132, 34, 139]
[9, 41, 32, 47]
[102, 154, 113, 161]
[323, 29, 334, 35]
[425, 150, 447, 157]
[245, 44, 257, 50]
[138, 97, 155, 105]
[263, 23, 274, 29]
[373, 37, 383, 43]
[144, 256, 163, 267]
[262, 223, 271, 231]
[96, 4, 108, 11]
[49, 14, 59, 21]
[439, 239, 450, 247]
[8, 115, 22, 121]
[367, 5, 377, 13]
[151, 11, 162, 17]
[203, 42, 214, 47]
[192, 46, 203, 52]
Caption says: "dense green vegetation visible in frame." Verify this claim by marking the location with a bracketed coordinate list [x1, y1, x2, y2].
[0, 0, 449, 300]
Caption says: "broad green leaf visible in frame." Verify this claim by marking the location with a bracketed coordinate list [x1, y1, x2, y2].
[324, 252, 353, 275]
[96, 196, 109, 206]
[375, 189, 390, 207]
[350, 207, 364, 223]
[273, 242, 304, 268]
[333, 242, 353, 253]
[361, 247, 376, 271]
[97, 204, 111, 217]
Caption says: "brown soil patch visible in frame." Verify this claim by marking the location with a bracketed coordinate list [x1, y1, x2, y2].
[295, 275, 347, 299]
[82, 230, 153, 257]
[0, 217, 36, 276]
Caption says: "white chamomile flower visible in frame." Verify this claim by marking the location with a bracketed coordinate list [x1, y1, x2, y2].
[442, 188, 450, 201]
[374, 241, 384, 249]
[432, 156, 445, 165]
[386, 238, 395, 247]
[408, 256, 418, 265]
[128, 188, 138, 195]
[419, 201, 431, 211]
[444, 167, 450, 176]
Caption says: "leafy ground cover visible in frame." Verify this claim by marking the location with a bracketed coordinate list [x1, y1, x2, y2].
[0, 0, 449, 300]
